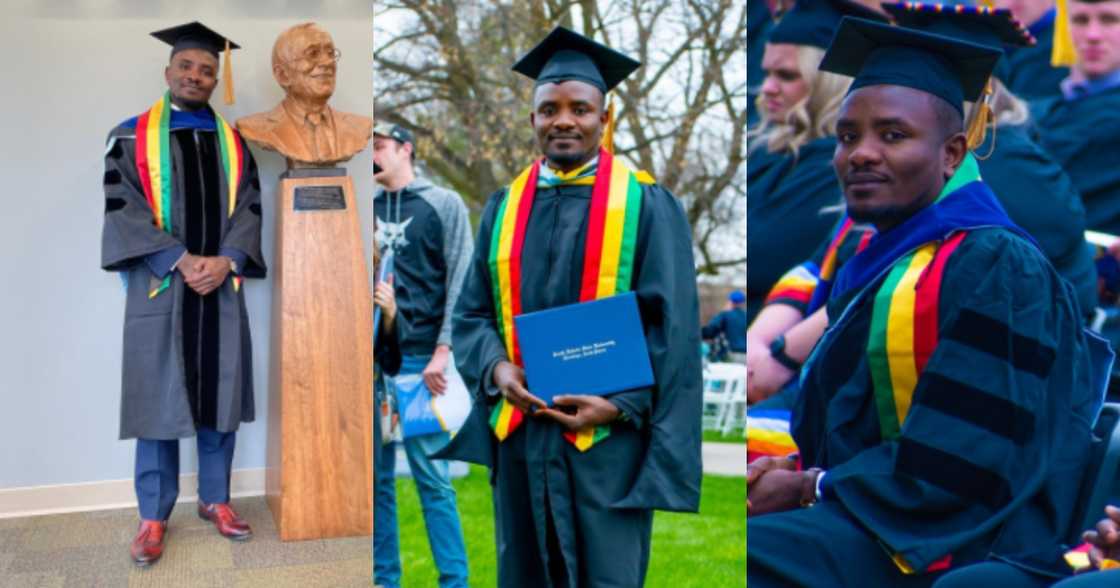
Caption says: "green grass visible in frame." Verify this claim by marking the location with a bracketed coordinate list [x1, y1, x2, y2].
[393, 467, 746, 587]
[703, 428, 745, 443]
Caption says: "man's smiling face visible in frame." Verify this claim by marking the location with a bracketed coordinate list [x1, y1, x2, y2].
[833, 84, 965, 232]
[165, 48, 219, 110]
[530, 80, 607, 171]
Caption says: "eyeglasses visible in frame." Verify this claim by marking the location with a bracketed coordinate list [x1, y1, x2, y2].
[285, 46, 342, 65]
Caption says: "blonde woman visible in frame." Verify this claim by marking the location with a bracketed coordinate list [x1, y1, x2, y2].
[745, 0, 887, 321]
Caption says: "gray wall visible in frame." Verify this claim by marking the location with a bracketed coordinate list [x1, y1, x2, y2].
[0, 2, 373, 488]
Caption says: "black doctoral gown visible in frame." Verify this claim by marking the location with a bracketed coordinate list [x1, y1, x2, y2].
[100, 108, 266, 440]
[438, 178, 703, 588]
[797, 229, 1097, 577]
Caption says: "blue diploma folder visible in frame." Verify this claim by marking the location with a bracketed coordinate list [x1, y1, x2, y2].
[514, 292, 654, 405]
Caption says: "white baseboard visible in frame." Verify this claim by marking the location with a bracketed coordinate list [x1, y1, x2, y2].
[0, 468, 266, 519]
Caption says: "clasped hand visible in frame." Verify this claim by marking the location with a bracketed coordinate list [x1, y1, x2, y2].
[747, 455, 809, 516]
[179, 253, 232, 296]
[491, 360, 620, 429]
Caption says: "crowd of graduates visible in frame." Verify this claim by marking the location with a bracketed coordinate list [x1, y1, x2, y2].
[746, 0, 1120, 585]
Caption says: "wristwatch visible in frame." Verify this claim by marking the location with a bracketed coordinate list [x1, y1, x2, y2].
[769, 334, 802, 371]
[800, 468, 823, 507]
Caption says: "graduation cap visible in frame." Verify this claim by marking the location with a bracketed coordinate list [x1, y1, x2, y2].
[820, 16, 1002, 115]
[821, 16, 1006, 151]
[769, 0, 889, 49]
[151, 21, 240, 105]
[881, 2, 1035, 49]
[513, 26, 641, 153]
[878, 2, 1035, 150]
[512, 26, 640, 94]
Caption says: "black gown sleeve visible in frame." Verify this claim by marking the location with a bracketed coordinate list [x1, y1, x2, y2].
[100, 126, 185, 272]
[612, 184, 704, 513]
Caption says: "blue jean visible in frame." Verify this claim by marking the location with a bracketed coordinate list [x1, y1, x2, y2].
[374, 354, 469, 588]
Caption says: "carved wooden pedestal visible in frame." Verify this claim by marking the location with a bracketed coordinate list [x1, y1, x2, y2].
[266, 168, 373, 541]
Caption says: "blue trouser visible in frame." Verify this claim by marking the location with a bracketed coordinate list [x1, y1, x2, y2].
[374, 354, 469, 588]
[134, 428, 236, 521]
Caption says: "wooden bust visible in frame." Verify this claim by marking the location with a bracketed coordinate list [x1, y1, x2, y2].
[237, 23, 372, 168]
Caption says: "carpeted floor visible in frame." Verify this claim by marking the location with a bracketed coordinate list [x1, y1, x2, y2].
[0, 497, 372, 588]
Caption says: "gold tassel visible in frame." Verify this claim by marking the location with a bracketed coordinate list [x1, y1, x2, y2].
[966, 78, 995, 157]
[223, 39, 235, 105]
[601, 94, 616, 154]
[1052, 0, 1077, 67]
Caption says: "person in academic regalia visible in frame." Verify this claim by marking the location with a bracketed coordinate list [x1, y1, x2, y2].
[994, 0, 1070, 98]
[1031, 0, 1120, 235]
[100, 22, 265, 567]
[747, 0, 888, 322]
[432, 26, 703, 588]
[745, 1, 1097, 409]
[747, 14, 1109, 587]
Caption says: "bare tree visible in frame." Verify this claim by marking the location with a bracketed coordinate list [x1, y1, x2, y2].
[374, 0, 746, 276]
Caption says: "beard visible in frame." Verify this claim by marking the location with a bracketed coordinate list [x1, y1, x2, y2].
[544, 146, 595, 170]
[846, 204, 905, 227]
[170, 91, 209, 112]
[846, 196, 933, 233]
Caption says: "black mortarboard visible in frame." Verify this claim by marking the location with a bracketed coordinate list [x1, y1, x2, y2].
[151, 21, 240, 59]
[882, 2, 1035, 50]
[511, 26, 640, 93]
[769, 0, 889, 48]
[820, 16, 1003, 114]
[882, 2, 1034, 88]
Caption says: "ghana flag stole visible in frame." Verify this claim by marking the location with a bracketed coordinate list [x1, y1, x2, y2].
[867, 231, 967, 440]
[135, 92, 244, 297]
[488, 148, 644, 451]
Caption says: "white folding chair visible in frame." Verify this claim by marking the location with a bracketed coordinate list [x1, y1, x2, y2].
[718, 374, 748, 435]
[702, 362, 747, 433]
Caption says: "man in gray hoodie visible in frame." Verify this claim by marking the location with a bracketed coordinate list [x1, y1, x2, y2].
[371, 122, 473, 588]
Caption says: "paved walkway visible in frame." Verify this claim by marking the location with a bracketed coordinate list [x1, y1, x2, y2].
[702, 441, 746, 476]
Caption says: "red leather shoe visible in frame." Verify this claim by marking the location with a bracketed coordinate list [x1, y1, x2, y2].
[130, 520, 167, 567]
[197, 501, 253, 541]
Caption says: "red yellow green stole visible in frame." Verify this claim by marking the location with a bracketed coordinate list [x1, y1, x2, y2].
[867, 231, 967, 441]
[489, 148, 646, 451]
[135, 92, 244, 297]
